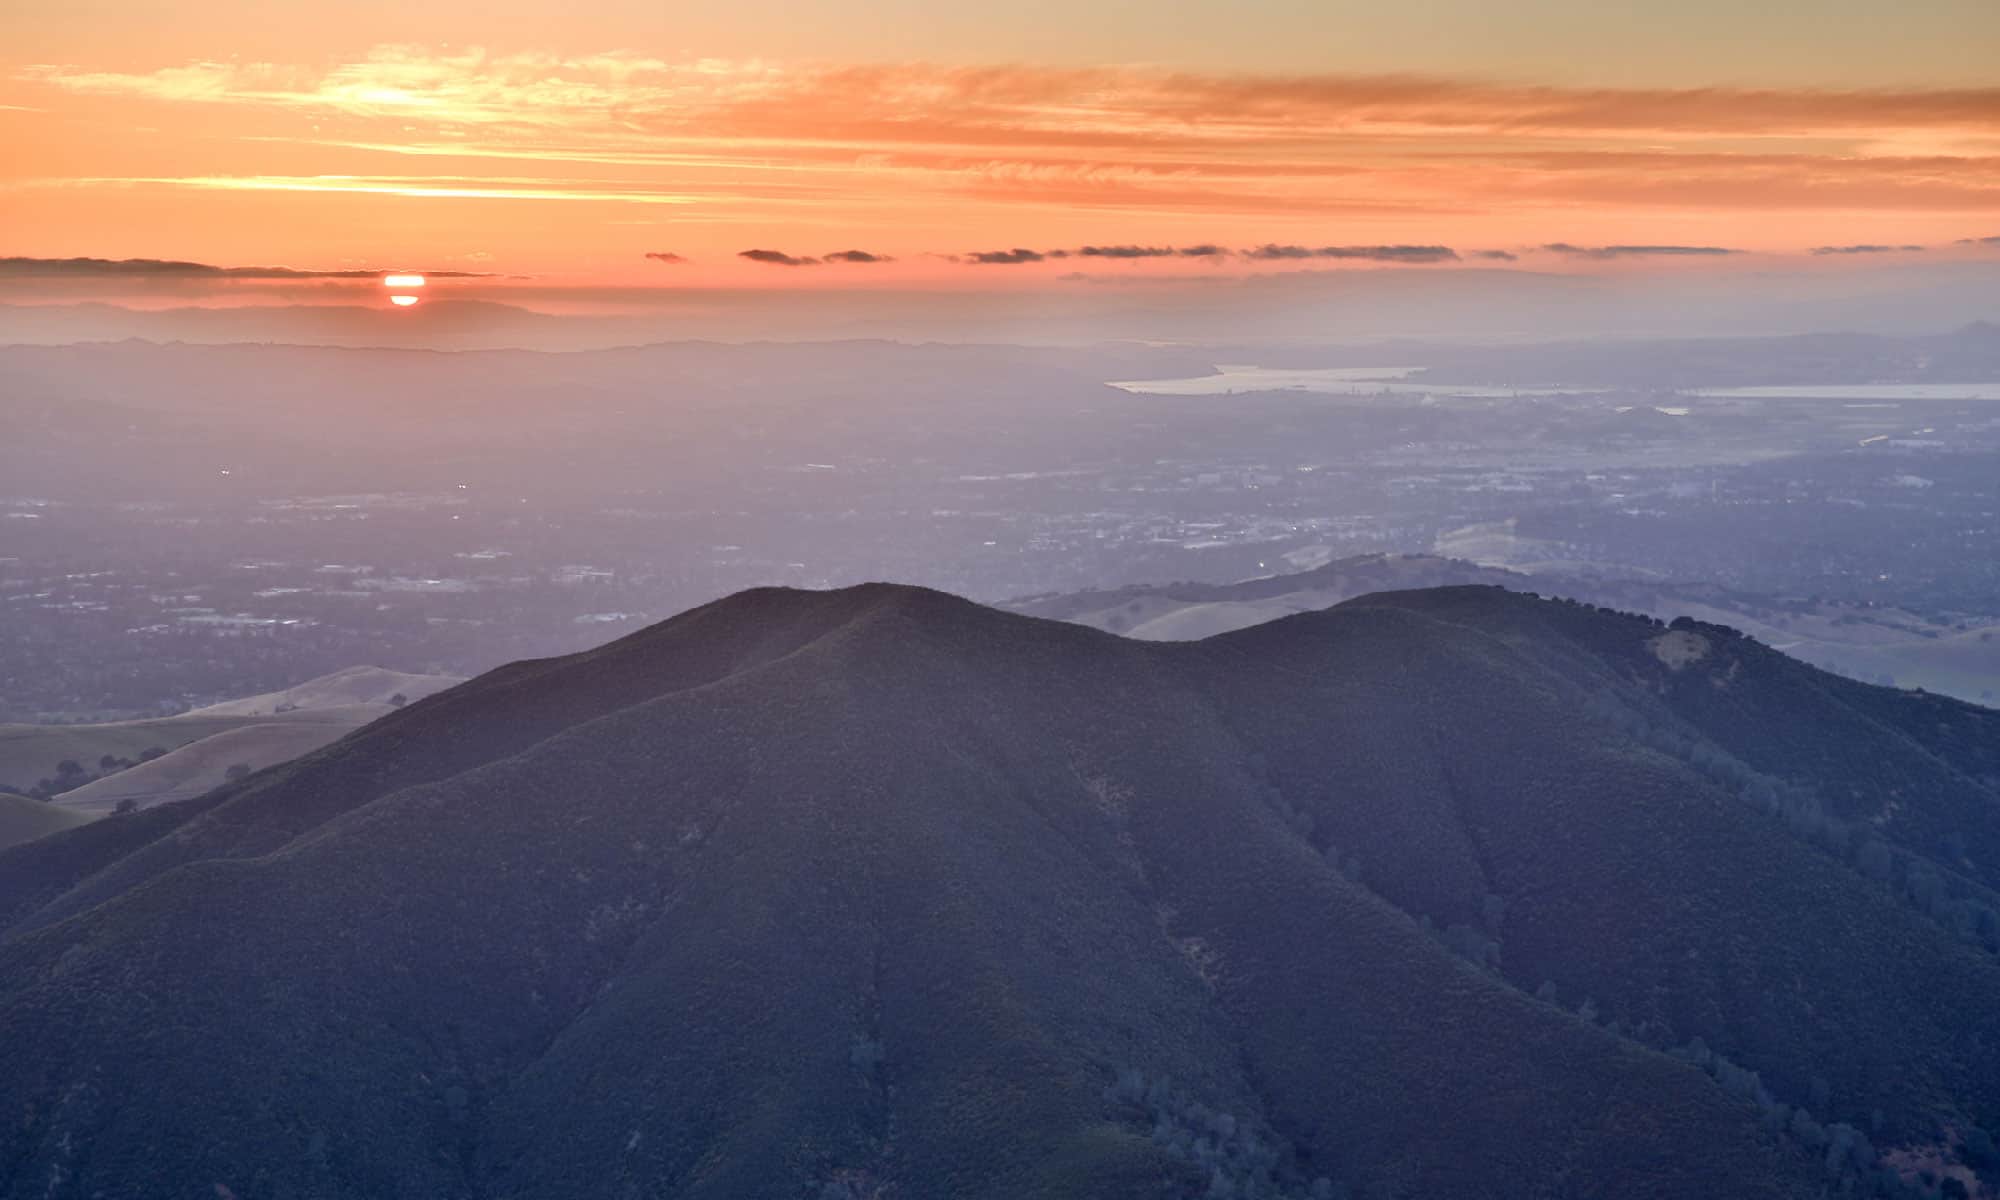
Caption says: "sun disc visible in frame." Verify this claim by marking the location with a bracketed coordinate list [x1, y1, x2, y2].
[389, 294, 420, 307]
[383, 273, 426, 288]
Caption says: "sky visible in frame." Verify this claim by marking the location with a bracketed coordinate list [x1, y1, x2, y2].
[1, 0, 1997, 327]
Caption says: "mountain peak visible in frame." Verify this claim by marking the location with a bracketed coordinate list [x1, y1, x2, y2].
[1, 584, 1995, 1200]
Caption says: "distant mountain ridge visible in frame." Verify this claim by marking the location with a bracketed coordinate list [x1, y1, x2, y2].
[1, 584, 1996, 1199]
[1007, 552, 2000, 703]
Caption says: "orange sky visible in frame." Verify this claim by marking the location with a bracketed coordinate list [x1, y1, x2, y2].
[2, 1, 1997, 309]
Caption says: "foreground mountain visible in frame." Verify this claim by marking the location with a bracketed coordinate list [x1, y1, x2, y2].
[2, 584, 1997, 1199]
[1007, 552, 2000, 704]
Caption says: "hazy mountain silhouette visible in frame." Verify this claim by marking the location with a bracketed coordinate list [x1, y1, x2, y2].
[2, 584, 1996, 1199]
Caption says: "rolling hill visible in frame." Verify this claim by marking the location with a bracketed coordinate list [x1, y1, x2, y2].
[177, 665, 462, 718]
[0, 667, 464, 818]
[0, 793, 90, 853]
[0, 584, 1996, 1199]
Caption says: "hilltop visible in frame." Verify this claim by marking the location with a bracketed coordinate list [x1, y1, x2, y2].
[1, 585, 1996, 1199]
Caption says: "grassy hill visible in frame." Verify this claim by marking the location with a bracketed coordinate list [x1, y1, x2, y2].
[1, 585, 1995, 1199]
[0, 667, 463, 813]
[0, 793, 90, 852]
[179, 665, 461, 717]
[48, 714, 382, 816]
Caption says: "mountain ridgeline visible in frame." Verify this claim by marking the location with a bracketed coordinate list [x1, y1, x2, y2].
[2, 584, 1998, 1200]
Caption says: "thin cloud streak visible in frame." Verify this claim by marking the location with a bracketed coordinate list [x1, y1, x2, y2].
[1244, 244, 1459, 262]
[44, 175, 705, 205]
[738, 248, 892, 265]
[0, 255, 491, 278]
[1539, 243, 1741, 259]
[26, 54, 2000, 139]
[1810, 244, 1925, 255]
[740, 249, 820, 266]
[961, 248, 1052, 264]
[16, 49, 2000, 241]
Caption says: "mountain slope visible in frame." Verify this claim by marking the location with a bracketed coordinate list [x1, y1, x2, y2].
[1, 584, 1996, 1199]
[0, 793, 90, 852]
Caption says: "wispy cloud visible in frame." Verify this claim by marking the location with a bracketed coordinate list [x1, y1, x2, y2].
[739, 249, 819, 266]
[44, 174, 703, 205]
[644, 251, 689, 264]
[1244, 244, 1458, 262]
[960, 248, 1051, 264]
[0, 255, 489, 278]
[1959, 235, 2000, 246]
[1810, 243, 1925, 255]
[1076, 244, 1231, 259]
[737, 248, 891, 266]
[1470, 249, 1518, 261]
[1539, 243, 1741, 259]
[15, 48, 2000, 258]
[26, 53, 2000, 140]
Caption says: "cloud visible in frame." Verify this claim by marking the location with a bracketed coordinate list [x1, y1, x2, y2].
[1076, 244, 1232, 259]
[0, 255, 490, 279]
[738, 249, 820, 266]
[43, 174, 703, 206]
[1243, 244, 1458, 263]
[32, 53, 2000, 142]
[1809, 244, 1925, 255]
[1539, 243, 1741, 259]
[1958, 235, 2000, 246]
[1470, 249, 1518, 261]
[21, 50, 2000, 229]
[962, 248, 1048, 264]
[644, 251, 688, 264]
[735, 248, 890, 266]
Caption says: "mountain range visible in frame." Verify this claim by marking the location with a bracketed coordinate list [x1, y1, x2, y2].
[1007, 552, 2000, 705]
[1, 584, 1996, 1199]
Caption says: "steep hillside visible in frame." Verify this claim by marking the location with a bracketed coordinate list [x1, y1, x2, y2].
[1, 585, 1996, 1200]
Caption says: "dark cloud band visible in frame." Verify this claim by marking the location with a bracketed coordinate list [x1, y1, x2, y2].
[1539, 243, 1740, 259]
[1809, 244, 1924, 255]
[737, 249, 892, 266]
[1244, 244, 1458, 263]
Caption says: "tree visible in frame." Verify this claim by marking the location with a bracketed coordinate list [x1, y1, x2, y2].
[388, 693, 408, 708]
[114, 798, 138, 815]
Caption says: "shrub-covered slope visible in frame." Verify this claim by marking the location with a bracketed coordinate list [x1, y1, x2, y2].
[2, 583, 1996, 1200]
